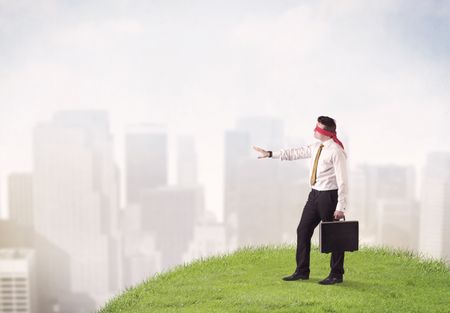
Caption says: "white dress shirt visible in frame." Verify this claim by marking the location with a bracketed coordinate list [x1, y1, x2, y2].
[271, 138, 348, 212]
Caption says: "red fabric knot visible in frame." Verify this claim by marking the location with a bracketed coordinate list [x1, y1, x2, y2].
[314, 125, 344, 150]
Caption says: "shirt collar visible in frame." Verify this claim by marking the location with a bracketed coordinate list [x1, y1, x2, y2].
[321, 137, 334, 147]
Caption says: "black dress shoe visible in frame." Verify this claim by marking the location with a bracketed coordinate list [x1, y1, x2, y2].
[282, 272, 309, 281]
[318, 275, 343, 285]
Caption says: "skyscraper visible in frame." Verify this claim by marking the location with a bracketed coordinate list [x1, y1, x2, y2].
[125, 124, 168, 205]
[33, 111, 121, 306]
[224, 117, 308, 248]
[0, 249, 37, 313]
[419, 151, 450, 262]
[224, 129, 251, 249]
[177, 135, 198, 186]
[8, 173, 33, 229]
[351, 164, 417, 245]
[182, 211, 226, 263]
[0, 219, 79, 313]
[139, 186, 198, 270]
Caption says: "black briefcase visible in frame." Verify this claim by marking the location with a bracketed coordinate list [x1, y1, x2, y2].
[319, 218, 359, 253]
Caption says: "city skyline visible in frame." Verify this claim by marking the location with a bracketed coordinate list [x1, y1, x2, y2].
[0, 110, 448, 312]
[2, 110, 448, 253]
[1, 111, 447, 222]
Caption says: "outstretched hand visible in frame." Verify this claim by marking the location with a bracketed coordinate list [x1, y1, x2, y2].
[252, 145, 270, 159]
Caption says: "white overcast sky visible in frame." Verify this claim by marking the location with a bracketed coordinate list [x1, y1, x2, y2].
[0, 0, 449, 219]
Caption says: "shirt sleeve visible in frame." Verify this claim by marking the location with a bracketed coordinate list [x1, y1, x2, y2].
[271, 144, 315, 161]
[332, 148, 348, 212]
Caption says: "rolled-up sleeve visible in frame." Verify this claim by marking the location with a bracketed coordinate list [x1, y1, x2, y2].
[272, 144, 314, 161]
[332, 148, 348, 212]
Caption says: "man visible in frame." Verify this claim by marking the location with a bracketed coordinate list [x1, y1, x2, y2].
[252, 116, 348, 285]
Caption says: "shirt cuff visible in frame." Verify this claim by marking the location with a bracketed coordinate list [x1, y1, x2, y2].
[271, 151, 281, 159]
[336, 204, 346, 212]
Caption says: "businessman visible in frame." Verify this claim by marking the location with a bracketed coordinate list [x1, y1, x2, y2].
[252, 116, 348, 285]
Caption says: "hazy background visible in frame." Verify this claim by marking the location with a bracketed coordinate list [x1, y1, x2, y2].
[1, 0, 449, 218]
[0, 0, 449, 312]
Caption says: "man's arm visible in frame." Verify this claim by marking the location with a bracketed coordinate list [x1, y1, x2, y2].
[332, 148, 348, 213]
[271, 144, 315, 161]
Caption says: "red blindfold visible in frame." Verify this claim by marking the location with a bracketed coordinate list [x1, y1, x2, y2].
[314, 125, 344, 150]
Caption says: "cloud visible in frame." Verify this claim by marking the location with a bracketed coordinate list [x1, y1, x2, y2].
[51, 18, 144, 48]
[220, 0, 449, 165]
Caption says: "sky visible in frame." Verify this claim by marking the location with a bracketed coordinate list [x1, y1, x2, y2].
[0, 0, 449, 220]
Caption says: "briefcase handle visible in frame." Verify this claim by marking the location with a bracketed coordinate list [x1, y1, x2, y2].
[333, 216, 346, 222]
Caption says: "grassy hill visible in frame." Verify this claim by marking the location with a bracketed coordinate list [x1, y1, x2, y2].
[98, 245, 450, 313]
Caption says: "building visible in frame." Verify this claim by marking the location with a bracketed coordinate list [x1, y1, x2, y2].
[120, 204, 162, 288]
[419, 151, 450, 262]
[8, 173, 33, 229]
[0, 249, 36, 313]
[139, 186, 200, 270]
[33, 111, 121, 306]
[224, 117, 309, 248]
[350, 164, 417, 248]
[125, 124, 168, 205]
[182, 211, 227, 263]
[176, 135, 198, 187]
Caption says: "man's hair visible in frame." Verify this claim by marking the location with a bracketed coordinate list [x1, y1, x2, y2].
[317, 116, 336, 132]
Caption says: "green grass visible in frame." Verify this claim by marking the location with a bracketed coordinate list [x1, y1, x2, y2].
[98, 244, 450, 313]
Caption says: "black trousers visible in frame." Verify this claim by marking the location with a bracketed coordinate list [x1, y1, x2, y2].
[296, 188, 345, 277]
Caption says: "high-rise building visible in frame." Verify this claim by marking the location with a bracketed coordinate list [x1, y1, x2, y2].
[8, 173, 33, 229]
[376, 199, 420, 251]
[123, 126, 205, 283]
[224, 129, 251, 249]
[231, 156, 307, 246]
[351, 164, 417, 245]
[139, 186, 198, 270]
[0, 249, 37, 313]
[224, 117, 308, 248]
[177, 135, 198, 186]
[120, 204, 162, 288]
[33, 111, 121, 306]
[1, 198, 98, 313]
[182, 211, 227, 263]
[125, 124, 168, 205]
[419, 151, 450, 262]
